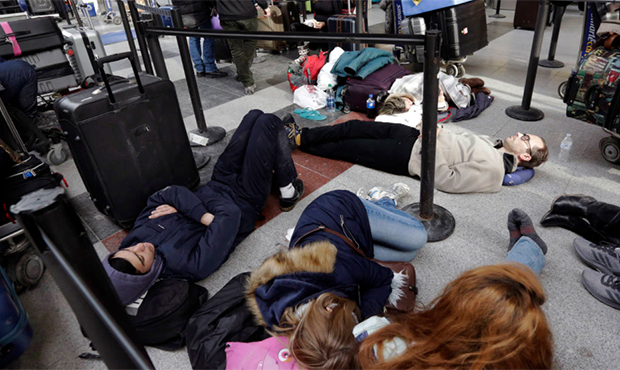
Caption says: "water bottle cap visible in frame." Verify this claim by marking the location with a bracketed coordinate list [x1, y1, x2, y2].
[328, 84, 332, 87]
[369, 94, 373, 98]
[566, 133, 571, 136]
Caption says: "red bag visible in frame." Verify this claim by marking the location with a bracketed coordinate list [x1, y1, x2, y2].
[287, 51, 328, 92]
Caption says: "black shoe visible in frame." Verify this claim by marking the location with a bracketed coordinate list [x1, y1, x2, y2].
[282, 114, 301, 149]
[235, 75, 241, 82]
[550, 194, 596, 217]
[279, 178, 304, 212]
[205, 70, 228, 78]
[540, 211, 575, 228]
[196, 71, 207, 78]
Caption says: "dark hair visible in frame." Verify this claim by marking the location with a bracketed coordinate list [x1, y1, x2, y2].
[109, 255, 139, 275]
[522, 137, 549, 169]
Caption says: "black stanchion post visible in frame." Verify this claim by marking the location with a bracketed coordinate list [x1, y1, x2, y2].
[488, 0, 506, 19]
[127, 0, 154, 75]
[402, 30, 455, 242]
[539, 5, 566, 68]
[116, 0, 142, 72]
[143, 14, 170, 80]
[12, 188, 155, 370]
[170, 8, 226, 146]
[356, 0, 364, 49]
[505, 0, 550, 121]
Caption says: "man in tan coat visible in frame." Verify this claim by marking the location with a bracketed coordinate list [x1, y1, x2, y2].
[287, 117, 548, 194]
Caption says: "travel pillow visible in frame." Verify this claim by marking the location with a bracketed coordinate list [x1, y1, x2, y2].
[503, 168, 535, 186]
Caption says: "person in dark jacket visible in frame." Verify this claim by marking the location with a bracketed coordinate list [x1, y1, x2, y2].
[290, 0, 344, 52]
[172, 0, 227, 78]
[102, 110, 304, 306]
[245, 189, 427, 369]
[215, 0, 270, 94]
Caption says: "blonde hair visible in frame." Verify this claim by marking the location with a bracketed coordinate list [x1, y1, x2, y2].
[274, 293, 360, 370]
[359, 263, 553, 370]
[378, 93, 415, 116]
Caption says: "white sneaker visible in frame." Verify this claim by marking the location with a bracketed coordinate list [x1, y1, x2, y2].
[356, 188, 369, 200]
[368, 183, 410, 206]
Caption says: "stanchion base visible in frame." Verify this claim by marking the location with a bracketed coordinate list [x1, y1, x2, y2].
[538, 59, 564, 68]
[506, 105, 545, 121]
[488, 13, 506, 18]
[192, 151, 210, 170]
[190, 127, 226, 146]
[402, 203, 456, 242]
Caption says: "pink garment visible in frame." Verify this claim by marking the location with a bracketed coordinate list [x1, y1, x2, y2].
[225, 336, 300, 370]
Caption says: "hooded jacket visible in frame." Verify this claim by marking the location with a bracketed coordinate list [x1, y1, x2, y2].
[215, 0, 268, 22]
[246, 190, 396, 328]
[331, 48, 394, 80]
[171, 0, 214, 28]
[408, 129, 518, 194]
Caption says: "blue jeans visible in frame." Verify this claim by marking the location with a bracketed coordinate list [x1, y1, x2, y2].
[361, 198, 428, 262]
[0, 60, 38, 118]
[188, 21, 217, 73]
[503, 236, 546, 275]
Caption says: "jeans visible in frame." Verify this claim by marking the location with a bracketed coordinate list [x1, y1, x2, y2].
[220, 18, 258, 87]
[300, 120, 418, 176]
[211, 110, 298, 214]
[361, 198, 427, 262]
[0, 60, 38, 118]
[503, 236, 546, 275]
[188, 21, 218, 73]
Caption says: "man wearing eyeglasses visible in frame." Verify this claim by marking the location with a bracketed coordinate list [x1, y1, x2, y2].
[285, 117, 549, 194]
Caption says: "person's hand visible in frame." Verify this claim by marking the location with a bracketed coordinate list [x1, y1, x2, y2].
[315, 21, 326, 29]
[264, 7, 272, 18]
[200, 212, 215, 226]
[149, 205, 177, 219]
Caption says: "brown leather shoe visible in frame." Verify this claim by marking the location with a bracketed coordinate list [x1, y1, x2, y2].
[472, 87, 492, 95]
[459, 77, 485, 88]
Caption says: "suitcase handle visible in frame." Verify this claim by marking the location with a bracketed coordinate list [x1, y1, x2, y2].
[96, 52, 145, 104]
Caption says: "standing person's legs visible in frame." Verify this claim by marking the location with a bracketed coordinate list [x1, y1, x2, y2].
[241, 18, 258, 87]
[0, 60, 38, 118]
[362, 198, 427, 262]
[504, 236, 546, 275]
[188, 34, 205, 73]
[201, 19, 219, 74]
[221, 20, 252, 86]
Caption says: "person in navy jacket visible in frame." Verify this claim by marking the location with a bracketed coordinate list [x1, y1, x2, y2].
[102, 110, 304, 306]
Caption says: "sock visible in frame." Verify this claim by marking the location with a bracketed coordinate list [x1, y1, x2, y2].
[507, 210, 522, 250]
[295, 134, 301, 147]
[512, 208, 548, 255]
[280, 183, 295, 199]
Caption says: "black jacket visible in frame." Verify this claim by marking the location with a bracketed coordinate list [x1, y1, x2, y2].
[313, 0, 343, 22]
[215, 0, 268, 21]
[171, 0, 215, 28]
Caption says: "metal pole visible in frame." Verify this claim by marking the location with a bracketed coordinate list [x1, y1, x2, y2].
[505, 0, 550, 121]
[539, 5, 566, 68]
[170, 8, 225, 145]
[116, 0, 142, 72]
[128, 0, 154, 75]
[402, 30, 455, 242]
[355, 0, 364, 49]
[12, 188, 155, 370]
[488, 0, 506, 19]
[144, 15, 170, 80]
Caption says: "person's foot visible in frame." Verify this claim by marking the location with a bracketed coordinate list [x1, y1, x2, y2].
[280, 178, 304, 211]
[471, 87, 492, 95]
[356, 188, 369, 200]
[235, 75, 241, 82]
[253, 55, 267, 64]
[574, 237, 620, 276]
[196, 71, 206, 78]
[368, 183, 410, 206]
[550, 194, 596, 217]
[508, 208, 547, 254]
[459, 77, 485, 88]
[244, 84, 256, 95]
[282, 114, 302, 149]
[581, 269, 620, 310]
[204, 70, 228, 78]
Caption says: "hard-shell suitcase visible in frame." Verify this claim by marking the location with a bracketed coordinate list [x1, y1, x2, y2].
[62, 26, 110, 84]
[0, 17, 64, 59]
[24, 0, 55, 15]
[279, 1, 300, 32]
[0, 266, 32, 367]
[257, 4, 286, 52]
[398, 0, 474, 17]
[342, 63, 410, 112]
[431, 0, 487, 59]
[54, 52, 199, 228]
[159, 5, 174, 28]
[15, 48, 79, 93]
[514, 0, 540, 30]
[327, 15, 368, 52]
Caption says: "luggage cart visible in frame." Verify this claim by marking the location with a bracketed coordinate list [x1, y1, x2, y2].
[100, 0, 121, 25]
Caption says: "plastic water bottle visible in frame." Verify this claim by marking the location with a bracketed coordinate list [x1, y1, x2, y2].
[326, 84, 336, 113]
[366, 94, 377, 119]
[559, 133, 573, 163]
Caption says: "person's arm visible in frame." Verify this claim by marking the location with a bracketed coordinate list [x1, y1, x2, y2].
[355, 257, 395, 318]
[434, 159, 502, 194]
[146, 185, 209, 224]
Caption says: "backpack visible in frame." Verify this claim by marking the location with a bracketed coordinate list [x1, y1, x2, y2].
[287, 51, 328, 92]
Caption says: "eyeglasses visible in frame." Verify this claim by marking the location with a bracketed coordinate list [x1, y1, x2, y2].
[521, 133, 532, 155]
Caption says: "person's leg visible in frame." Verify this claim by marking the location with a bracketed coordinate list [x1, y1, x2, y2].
[301, 120, 419, 144]
[240, 18, 258, 87]
[201, 19, 218, 73]
[0, 60, 38, 118]
[221, 20, 251, 85]
[362, 198, 427, 262]
[585, 201, 620, 239]
[503, 236, 546, 275]
[188, 33, 205, 73]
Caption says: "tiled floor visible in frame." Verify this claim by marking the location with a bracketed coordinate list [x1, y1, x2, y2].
[10, 4, 620, 370]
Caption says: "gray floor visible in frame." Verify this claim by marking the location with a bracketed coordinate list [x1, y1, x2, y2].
[10, 5, 620, 370]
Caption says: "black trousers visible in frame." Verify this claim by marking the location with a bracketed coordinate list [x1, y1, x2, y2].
[576, 202, 620, 244]
[212, 110, 297, 214]
[290, 23, 329, 51]
[299, 120, 418, 177]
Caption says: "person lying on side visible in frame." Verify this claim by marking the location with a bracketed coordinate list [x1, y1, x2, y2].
[283, 115, 549, 194]
[102, 110, 304, 306]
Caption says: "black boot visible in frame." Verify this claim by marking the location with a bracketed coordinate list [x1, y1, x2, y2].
[550, 194, 597, 217]
[540, 211, 607, 244]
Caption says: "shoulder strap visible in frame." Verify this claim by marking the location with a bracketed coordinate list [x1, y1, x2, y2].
[291, 225, 367, 258]
[605, 33, 619, 50]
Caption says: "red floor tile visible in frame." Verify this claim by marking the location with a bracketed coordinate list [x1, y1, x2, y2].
[292, 151, 353, 180]
[102, 229, 129, 253]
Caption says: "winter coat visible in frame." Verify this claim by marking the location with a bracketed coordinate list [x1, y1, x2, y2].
[119, 183, 256, 282]
[313, 0, 343, 22]
[331, 47, 394, 79]
[171, 0, 214, 28]
[407, 130, 518, 194]
[246, 190, 396, 329]
[215, 0, 268, 21]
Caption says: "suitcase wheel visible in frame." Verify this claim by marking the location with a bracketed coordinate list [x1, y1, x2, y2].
[46, 145, 67, 166]
[6, 251, 45, 292]
[446, 63, 459, 77]
[600, 136, 620, 164]
[343, 104, 351, 114]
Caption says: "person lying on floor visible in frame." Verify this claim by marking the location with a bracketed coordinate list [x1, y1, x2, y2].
[284, 115, 549, 194]
[357, 209, 553, 369]
[102, 110, 304, 306]
[245, 186, 427, 369]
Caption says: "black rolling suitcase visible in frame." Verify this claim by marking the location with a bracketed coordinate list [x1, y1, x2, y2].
[54, 52, 199, 228]
[429, 0, 487, 59]
[0, 17, 64, 59]
[279, 1, 300, 31]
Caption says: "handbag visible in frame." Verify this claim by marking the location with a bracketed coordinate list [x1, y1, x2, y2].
[292, 226, 418, 313]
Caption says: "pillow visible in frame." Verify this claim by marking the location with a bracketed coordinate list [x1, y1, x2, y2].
[503, 168, 535, 186]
